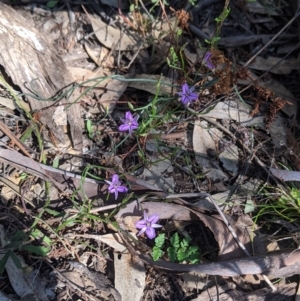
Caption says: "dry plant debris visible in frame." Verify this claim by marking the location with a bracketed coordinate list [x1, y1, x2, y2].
[0, 1, 299, 301]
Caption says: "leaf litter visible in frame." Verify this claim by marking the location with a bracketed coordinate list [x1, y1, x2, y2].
[0, 1, 299, 301]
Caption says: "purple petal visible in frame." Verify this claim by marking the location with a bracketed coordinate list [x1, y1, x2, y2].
[205, 51, 212, 61]
[114, 190, 118, 199]
[181, 96, 190, 105]
[111, 174, 119, 183]
[137, 227, 147, 236]
[146, 227, 156, 239]
[207, 62, 214, 69]
[204, 52, 214, 69]
[135, 220, 147, 229]
[125, 111, 133, 120]
[148, 214, 159, 224]
[105, 180, 112, 185]
[119, 124, 130, 132]
[143, 211, 149, 221]
[181, 83, 189, 94]
[152, 223, 162, 228]
[107, 185, 115, 194]
[189, 92, 198, 100]
[116, 186, 128, 193]
[131, 120, 139, 127]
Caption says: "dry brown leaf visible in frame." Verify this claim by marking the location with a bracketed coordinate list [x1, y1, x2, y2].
[114, 253, 145, 301]
[67, 66, 108, 84]
[246, 56, 299, 74]
[87, 10, 176, 51]
[84, 43, 113, 67]
[52, 105, 67, 127]
[0, 149, 101, 199]
[88, 13, 144, 51]
[116, 201, 259, 259]
[193, 120, 228, 188]
[0, 96, 30, 112]
[184, 48, 206, 65]
[193, 120, 221, 169]
[246, 1, 279, 15]
[202, 101, 264, 125]
[270, 168, 300, 182]
[128, 74, 172, 95]
[98, 78, 129, 113]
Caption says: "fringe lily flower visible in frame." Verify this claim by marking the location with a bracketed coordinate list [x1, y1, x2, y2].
[135, 212, 162, 239]
[177, 83, 198, 106]
[204, 51, 215, 70]
[105, 174, 128, 200]
[118, 111, 139, 134]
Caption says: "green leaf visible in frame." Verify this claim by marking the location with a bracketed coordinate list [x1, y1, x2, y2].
[0, 252, 10, 274]
[46, 0, 58, 8]
[244, 197, 255, 214]
[52, 155, 60, 168]
[128, 102, 135, 111]
[129, 4, 135, 12]
[180, 238, 190, 248]
[152, 246, 163, 261]
[0, 251, 28, 273]
[166, 57, 171, 67]
[9, 251, 23, 270]
[19, 172, 28, 180]
[167, 246, 177, 262]
[137, 150, 145, 160]
[170, 232, 179, 249]
[177, 249, 188, 262]
[44, 208, 62, 217]
[188, 252, 200, 264]
[86, 119, 93, 139]
[154, 233, 165, 248]
[11, 230, 26, 242]
[188, 246, 199, 254]
[21, 245, 50, 256]
[30, 229, 52, 246]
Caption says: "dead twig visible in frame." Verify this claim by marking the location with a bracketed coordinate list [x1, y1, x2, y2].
[0, 120, 32, 157]
[206, 194, 277, 292]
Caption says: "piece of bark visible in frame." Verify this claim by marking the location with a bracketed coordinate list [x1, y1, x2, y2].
[136, 249, 300, 278]
[0, 3, 82, 149]
[121, 227, 300, 278]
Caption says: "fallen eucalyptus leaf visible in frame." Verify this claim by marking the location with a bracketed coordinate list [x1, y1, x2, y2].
[128, 74, 172, 95]
[114, 253, 145, 301]
[246, 56, 299, 75]
[88, 12, 176, 51]
[270, 168, 300, 182]
[202, 101, 264, 126]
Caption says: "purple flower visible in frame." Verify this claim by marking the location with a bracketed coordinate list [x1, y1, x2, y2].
[204, 51, 215, 70]
[135, 211, 162, 239]
[177, 83, 198, 106]
[105, 174, 128, 200]
[118, 111, 139, 134]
